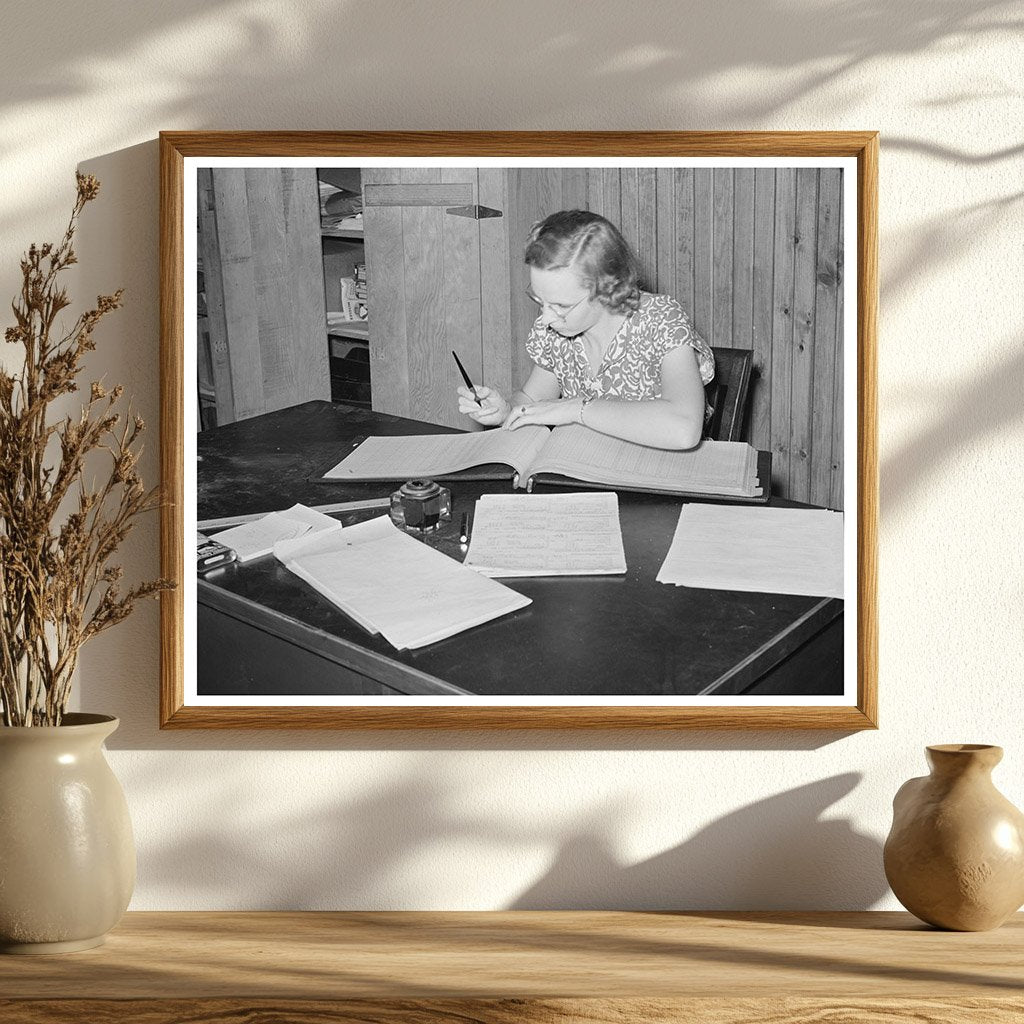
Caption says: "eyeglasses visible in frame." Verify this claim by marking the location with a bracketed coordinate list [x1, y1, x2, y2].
[524, 289, 589, 322]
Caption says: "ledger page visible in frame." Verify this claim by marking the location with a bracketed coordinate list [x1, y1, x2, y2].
[657, 503, 844, 598]
[529, 425, 762, 496]
[463, 491, 627, 577]
[322, 425, 551, 481]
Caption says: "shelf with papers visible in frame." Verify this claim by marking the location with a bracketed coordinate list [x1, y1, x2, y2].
[326, 317, 369, 342]
[321, 225, 364, 240]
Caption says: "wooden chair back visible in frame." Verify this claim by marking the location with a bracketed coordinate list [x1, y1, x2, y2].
[704, 347, 753, 442]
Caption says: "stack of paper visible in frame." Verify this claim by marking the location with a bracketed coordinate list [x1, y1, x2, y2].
[210, 504, 341, 562]
[657, 504, 844, 598]
[463, 492, 627, 577]
[274, 515, 531, 650]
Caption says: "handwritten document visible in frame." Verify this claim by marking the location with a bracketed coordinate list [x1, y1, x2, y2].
[464, 492, 627, 577]
[276, 515, 531, 650]
[210, 504, 341, 562]
[657, 503, 844, 598]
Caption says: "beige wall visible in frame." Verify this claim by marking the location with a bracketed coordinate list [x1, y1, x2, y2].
[2, 1, 1021, 910]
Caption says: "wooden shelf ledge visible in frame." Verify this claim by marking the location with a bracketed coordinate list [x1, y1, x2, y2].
[1, 911, 1021, 1022]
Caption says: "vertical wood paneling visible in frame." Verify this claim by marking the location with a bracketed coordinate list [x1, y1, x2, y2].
[750, 169, 776, 455]
[439, 167, 482, 430]
[362, 167, 410, 418]
[211, 170, 263, 420]
[831, 179, 846, 511]
[789, 168, 820, 502]
[245, 169, 293, 412]
[478, 168, 512, 406]
[401, 167, 449, 427]
[712, 169, 734, 348]
[693, 169, 714, 343]
[535, 168, 567, 230]
[197, 168, 235, 424]
[770, 169, 797, 495]
[561, 167, 589, 211]
[674, 169, 695, 317]
[655, 168, 675, 295]
[619, 167, 640, 277]
[602, 167, 621, 228]
[732, 169, 755, 354]
[507, 168, 536, 391]
[812, 169, 842, 506]
[635, 169, 659, 292]
[586, 170, 605, 220]
[509, 167, 566, 389]
[205, 169, 328, 422]
[281, 168, 330, 410]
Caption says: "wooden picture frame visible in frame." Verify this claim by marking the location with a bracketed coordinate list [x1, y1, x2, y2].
[160, 131, 878, 730]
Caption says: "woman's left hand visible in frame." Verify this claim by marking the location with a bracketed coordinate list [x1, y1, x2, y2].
[503, 397, 583, 430]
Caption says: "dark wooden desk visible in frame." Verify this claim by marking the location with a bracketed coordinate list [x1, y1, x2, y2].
[196, 402, 842, 699]
[1, 911, 1020, 1023]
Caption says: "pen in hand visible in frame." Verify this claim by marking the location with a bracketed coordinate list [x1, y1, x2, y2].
[452, 350, 483, 406]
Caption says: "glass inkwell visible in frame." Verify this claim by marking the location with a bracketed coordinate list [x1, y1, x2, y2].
[389, 479, 452, 533]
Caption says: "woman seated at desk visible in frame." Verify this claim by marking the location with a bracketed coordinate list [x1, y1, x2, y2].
[457, 209, 714, 450]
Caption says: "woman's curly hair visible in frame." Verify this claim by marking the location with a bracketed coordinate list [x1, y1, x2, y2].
[524, 210, 641, 314]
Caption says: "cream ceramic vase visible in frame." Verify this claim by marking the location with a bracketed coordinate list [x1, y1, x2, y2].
[884, 744, 1024, 931]
[0, 713, 135, 953]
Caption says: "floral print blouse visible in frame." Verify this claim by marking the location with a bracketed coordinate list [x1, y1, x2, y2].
[524, 292, 714, 402]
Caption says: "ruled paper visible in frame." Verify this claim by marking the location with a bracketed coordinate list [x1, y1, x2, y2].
[322, 426, 550, 481]
[530, 426, 762, 496]
[657, 503, 844, 598]
[276, 515, 531, 649]
[464, 492, 627, 577]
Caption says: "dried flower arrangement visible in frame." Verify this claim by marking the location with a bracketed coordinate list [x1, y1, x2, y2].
[0, 173, 173, 727]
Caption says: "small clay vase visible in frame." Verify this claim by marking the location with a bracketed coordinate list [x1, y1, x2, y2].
[0, 714, 135, 953]
[884, 744, 1024, 930]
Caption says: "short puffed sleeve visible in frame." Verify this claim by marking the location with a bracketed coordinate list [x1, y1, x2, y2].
[644, 294, 715, 385]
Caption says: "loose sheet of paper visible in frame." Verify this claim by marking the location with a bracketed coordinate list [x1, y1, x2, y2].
[657, 503, 844, 598]
[463, 492, 627, 577]
[276, 514, 531, 649]
[211, 504, 341, 562]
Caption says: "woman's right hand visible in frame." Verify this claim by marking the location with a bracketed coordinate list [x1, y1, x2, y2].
[457, 385, 510, 427]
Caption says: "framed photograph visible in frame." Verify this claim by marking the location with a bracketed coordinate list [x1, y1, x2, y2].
[160, 131, 877, 729]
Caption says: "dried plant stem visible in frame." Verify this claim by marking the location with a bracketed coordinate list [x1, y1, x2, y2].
[0, 173, 174, 727]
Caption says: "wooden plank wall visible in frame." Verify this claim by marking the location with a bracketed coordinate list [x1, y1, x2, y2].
[200, 168, 330, 424]
[361, 167, 484, 430]
[509, 168, 845, 509]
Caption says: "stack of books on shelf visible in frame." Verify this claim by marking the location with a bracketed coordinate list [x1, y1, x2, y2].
[338, 276, 368, 322]
[354, 262, 367, 308]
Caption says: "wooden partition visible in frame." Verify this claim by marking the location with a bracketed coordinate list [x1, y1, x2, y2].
[198, 167, 330, 424]
[505, 167, 845, 510]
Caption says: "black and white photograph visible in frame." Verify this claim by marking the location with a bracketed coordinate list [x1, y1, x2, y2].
[161, 133, 877, 729]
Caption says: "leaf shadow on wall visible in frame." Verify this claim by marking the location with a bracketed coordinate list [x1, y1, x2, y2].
[510, 774, 887, 910]
[882, 336, 1024, 512]
[2, 4, 1019, 256]
[1, 0, 1020, 246]
[131, 763, 886, 911]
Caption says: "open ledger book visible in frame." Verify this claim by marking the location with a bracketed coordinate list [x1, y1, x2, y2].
[323, 424, 766, 500]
